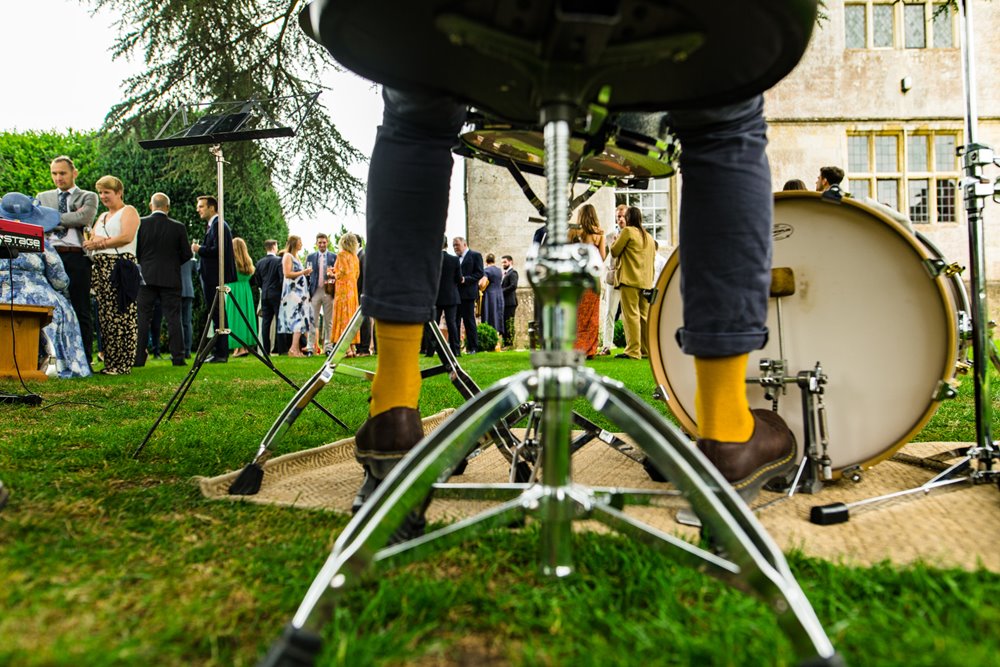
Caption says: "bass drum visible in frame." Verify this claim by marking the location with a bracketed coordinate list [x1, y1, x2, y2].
[648, 191, 962, 477]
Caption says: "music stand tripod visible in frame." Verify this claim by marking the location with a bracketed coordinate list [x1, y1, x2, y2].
[810, 0, 1000, 524]
[133, 98, 346, 458]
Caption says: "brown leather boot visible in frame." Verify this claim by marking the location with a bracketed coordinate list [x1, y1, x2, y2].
[353, 407, 428, 543]
[696, 409, 797, 500]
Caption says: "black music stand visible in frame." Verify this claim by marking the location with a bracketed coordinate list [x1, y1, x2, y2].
[132, 94, 347, 459]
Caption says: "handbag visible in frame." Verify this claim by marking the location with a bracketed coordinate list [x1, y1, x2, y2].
[324, 280, 336, 296]
[478, 274, 489, 291]
[604, 256, 620, 287]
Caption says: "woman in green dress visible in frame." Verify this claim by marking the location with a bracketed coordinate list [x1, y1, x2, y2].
[226, 237, 258, 357]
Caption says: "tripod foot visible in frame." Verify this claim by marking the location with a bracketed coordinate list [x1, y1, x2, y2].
[258, 624, 322, 667]
[810, 503, 849, 525]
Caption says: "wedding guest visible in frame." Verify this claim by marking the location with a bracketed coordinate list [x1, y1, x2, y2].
[82, 176, 141, 375]
[226, 237, 258, 357]
[329, 233, 361, 357]
[610, 206, 655, 360]
[568, 204, 606, 358]
[277, 235, 313, 358]
[36, 156, 98, 365]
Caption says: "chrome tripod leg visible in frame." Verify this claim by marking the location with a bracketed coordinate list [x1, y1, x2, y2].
[283, 372, 534, 636]
[243, 309, 365, 468]
[582, 370, 837, 662]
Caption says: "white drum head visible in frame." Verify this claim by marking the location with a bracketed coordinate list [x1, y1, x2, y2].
[649, 192, 958, 475]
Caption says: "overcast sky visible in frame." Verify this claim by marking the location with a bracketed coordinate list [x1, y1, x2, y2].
[0, 0, 466, 250]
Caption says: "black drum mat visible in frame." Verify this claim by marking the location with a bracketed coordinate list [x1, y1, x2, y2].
[198, 414, 998, 572]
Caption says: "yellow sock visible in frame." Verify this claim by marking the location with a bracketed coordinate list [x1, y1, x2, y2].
[370, 321, 423, 417]
[694, 354, 754, 442]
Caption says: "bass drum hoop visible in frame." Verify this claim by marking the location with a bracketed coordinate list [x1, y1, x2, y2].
[647, 191, 959, 478]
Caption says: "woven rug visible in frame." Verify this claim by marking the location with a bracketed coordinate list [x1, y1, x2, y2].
[198, 410, 1000, 572]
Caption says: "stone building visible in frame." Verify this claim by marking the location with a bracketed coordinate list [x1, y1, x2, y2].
[465, 0, 1000, 348]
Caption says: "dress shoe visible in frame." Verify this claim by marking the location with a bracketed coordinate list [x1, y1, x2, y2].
[615, 353, 640, 359]
[353, 407, 429, 544]
[172, 359, 187, 367]
[355, 407, 424, 479]
[207, 356, 228, 364]
[696, 409, 797, 500]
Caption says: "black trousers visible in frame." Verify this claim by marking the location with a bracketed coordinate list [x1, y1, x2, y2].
[200, 278, 229, 359]
[458, 299, 478, 353]
[59, 250, 93, 362]
[259, 294, 280, 354]
[503, 305, 517, 346]
[136, 285, 184, 363]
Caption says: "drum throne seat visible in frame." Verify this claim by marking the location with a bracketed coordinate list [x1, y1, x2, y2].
[263, 3, 843, 666]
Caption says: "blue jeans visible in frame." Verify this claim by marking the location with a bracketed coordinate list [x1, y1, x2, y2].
[363, 89, 771, 359]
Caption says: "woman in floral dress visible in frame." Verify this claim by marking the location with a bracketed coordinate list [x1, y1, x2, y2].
[277, 235, 314, 357]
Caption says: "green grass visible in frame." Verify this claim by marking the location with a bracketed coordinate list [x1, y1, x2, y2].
[1, 350, 999, 666]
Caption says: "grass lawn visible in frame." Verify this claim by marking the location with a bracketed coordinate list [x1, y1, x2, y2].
[1, 349, 999, 666]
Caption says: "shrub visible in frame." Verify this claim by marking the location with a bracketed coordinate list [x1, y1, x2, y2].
[476, 322, 500, 352]
[613, 319, 626, 348]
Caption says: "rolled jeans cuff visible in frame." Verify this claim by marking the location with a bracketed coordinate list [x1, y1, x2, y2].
[361, 294, 436, 325]
[674, 327, 769, 358]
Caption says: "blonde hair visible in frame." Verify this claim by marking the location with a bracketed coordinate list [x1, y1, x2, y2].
[339, 233, 359, 254]
[284, 235, 302, 255]
[232, 237, 255, 276]
[95, 175, 124, 195]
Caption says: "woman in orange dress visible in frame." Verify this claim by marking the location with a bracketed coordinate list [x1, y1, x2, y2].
[568, 204, 606, 358]
[329, 232, 361, 356]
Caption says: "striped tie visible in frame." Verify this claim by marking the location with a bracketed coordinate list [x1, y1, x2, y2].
[54, 191, 69, 239]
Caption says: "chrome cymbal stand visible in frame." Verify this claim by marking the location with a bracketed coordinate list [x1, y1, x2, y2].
[258, 101, 840, 666]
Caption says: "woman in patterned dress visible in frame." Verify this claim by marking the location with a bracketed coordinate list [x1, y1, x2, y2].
[277, 235, 314, 358]
[329, 233, 360, 357]
[568, 203, 606, 359]
[82, 176, 140, 375]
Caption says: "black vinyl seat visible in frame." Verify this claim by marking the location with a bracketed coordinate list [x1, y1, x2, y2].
[301, 0, 817, 122]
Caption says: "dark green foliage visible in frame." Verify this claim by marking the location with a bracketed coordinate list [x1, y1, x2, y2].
[613, 318, 626, 348]
[87, 0, 365, 219]
[476, 322, 499, 351]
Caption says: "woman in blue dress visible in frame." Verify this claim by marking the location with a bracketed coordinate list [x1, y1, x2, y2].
[480, 253, 505, 342]
[0, 193, 91, 378]
[277, 235, 314, 357]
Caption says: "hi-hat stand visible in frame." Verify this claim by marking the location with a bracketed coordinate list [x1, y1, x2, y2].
[133, 96, 347, 458]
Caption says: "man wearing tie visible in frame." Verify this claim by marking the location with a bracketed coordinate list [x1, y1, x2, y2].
[190, 195, 236, 363]
[134, 193, 192, 367]
[305, 233, 336, 353]
[36, 156, 98, 364]
[452, 236, 483, 354]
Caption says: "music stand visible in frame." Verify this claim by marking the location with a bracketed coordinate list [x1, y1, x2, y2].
[132, 94, 347, 459]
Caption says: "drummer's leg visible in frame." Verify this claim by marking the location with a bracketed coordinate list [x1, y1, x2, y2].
[354, 88, 466, 525]
[670, 95, 794, 491]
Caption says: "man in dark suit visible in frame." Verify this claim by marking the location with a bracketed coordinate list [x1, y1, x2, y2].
[134, 193, 192, 367]
[253, 239, 284, 354]
[306, 233, 337, 353]
[500, 254, 519, 348]
[36, 156, 98, 364]
[423, 235, 461, 357]
[191, 195, 237, 362]
[452, 236, 483, 354]
[356, 239, 373, 356]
